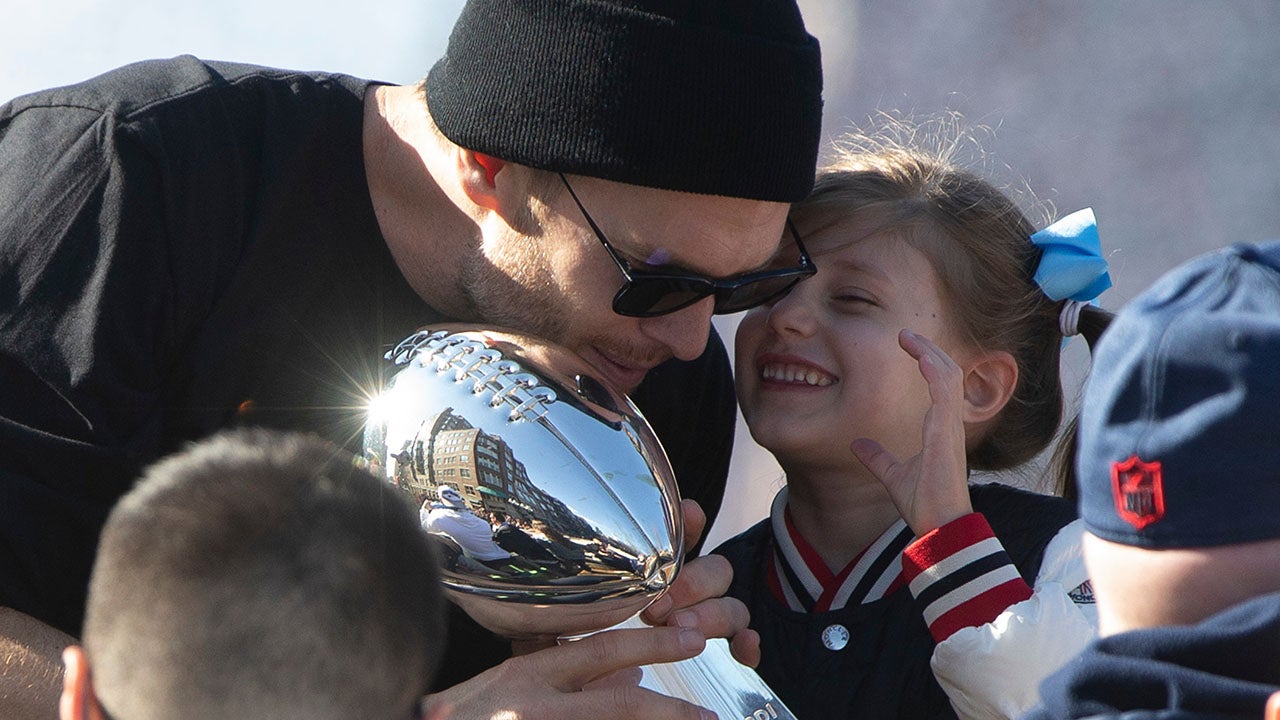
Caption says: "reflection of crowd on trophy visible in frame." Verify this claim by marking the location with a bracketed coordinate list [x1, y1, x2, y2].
[417, 481, 644, 582]
[386, 407, 649, 586]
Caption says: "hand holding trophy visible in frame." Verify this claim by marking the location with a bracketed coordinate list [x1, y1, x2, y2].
[363, 326, 795, 720]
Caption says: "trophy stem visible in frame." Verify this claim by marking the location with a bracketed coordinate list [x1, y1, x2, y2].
[613, 617, 799, 720]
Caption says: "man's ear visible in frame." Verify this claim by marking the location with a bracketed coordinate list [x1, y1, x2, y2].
[59, 646, 104, 720]
[961, 349, 1018, 426]
[455, 149, 506, 211]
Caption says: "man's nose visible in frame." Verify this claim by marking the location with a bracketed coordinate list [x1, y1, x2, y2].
[639, 297, 716, 361]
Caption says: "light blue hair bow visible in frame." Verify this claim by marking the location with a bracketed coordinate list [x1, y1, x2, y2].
[1031, 208, 1111, 302]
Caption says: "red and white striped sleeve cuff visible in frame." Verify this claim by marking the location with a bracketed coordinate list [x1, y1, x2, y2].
[901, 513, 1033, 642]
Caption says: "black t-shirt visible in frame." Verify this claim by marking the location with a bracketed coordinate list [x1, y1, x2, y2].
[0, 56, 736, 660]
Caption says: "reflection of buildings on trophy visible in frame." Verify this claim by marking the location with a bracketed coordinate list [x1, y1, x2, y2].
[391, 407, 641, 581]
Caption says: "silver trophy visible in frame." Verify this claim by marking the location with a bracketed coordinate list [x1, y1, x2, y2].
[363, 326, 796, 720]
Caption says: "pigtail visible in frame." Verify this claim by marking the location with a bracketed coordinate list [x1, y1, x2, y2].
[1050, 417, 1081, 501]
[1076, 304, 1114, 351]
[1051, 303, 1116, 499]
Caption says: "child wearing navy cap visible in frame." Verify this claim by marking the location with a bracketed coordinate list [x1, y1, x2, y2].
[1024, 241, 1280, 720]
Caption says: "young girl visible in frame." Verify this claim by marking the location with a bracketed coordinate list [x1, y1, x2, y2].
[715, 123, 1112, 720]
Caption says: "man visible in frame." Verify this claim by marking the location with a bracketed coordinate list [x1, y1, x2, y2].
[0, 0, 823, 717]
[57, 428, 446, 720]
[1024, 242, 1280, 720]
[421, 485, 511, 563]
[490, 511, 559, 564]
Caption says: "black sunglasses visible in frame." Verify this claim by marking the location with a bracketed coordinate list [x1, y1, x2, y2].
[558, 173, 816, 318]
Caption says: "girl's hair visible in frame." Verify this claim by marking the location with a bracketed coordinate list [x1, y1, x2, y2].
[795, 115, 1112, 478]
[1046, 297, 1115, 498]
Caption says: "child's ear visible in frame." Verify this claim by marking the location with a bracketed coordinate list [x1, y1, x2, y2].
[961, 350, 1018, 426]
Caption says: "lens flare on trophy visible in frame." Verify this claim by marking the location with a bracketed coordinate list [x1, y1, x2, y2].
[363, 325, 684, 640]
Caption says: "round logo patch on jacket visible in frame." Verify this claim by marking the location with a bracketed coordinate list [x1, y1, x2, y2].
[821, 624, 849, 651]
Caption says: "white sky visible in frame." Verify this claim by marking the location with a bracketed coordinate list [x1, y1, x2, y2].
[0, 0, 468, 102]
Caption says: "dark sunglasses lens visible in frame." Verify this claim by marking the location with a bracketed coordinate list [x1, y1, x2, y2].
[615, 278, 712, 317]
[714, 274, 806, 314]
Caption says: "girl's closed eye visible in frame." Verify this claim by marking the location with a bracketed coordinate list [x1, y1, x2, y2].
[833, 289, 878, 308]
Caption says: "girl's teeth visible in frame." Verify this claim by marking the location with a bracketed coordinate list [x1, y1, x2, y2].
[761, 364, 833, 387]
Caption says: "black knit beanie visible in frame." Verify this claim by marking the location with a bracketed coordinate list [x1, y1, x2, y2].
[425, 0, 823, 202]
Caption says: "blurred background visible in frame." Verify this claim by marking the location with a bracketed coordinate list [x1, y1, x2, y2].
[4, 0, 1277, 549]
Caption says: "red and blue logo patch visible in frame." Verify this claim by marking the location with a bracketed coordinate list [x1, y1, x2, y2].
[1111, 455, 1165, 530]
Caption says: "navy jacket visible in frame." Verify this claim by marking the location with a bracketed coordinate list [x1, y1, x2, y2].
[1025, 592, 1280, 720]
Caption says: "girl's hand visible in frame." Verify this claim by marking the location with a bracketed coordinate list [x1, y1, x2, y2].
[850, 329, 974, 535]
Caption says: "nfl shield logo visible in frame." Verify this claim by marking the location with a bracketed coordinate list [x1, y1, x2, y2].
[1111, 455, 1165, 529]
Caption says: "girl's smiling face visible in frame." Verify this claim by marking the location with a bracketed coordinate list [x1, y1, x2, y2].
[734, 218, 971, 473]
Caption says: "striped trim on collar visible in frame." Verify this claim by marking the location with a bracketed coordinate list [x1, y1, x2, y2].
[767, 487, 914, 612]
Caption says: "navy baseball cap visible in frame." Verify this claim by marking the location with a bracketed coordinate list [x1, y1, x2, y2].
[1077, 241, 1280, 548]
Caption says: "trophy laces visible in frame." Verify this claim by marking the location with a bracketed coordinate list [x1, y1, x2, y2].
[386, 330, 558, 422]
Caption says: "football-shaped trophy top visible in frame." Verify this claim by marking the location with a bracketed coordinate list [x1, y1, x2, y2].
[363, 326, 684, 640]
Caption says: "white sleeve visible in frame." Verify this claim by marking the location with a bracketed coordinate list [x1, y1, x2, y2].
[930, 519, 1098, 720]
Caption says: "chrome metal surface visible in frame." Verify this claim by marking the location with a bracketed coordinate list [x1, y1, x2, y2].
[364, 326, 684, 639]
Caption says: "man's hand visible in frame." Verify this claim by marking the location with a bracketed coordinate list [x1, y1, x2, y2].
[427, 625, 715, 720]
[639, 499, 759, 668]
[432, 499, 756, 719]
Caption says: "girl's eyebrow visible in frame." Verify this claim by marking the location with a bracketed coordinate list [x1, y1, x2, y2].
[823, 254, 893, 284]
